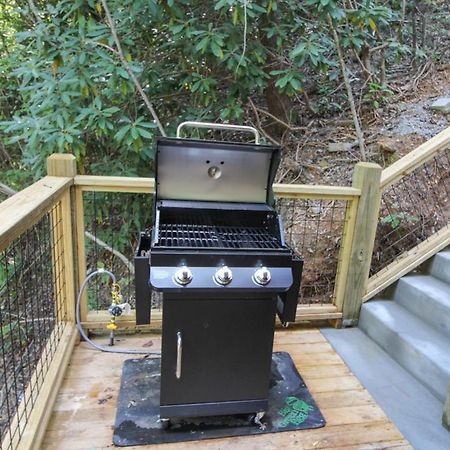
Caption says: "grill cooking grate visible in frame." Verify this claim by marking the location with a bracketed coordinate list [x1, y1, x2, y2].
[155, 224, 282, 249]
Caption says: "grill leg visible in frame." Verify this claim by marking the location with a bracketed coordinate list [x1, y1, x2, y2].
[251, 411, 267, 430]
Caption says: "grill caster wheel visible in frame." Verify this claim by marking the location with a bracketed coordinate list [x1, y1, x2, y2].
[249, 412, 266, 430]
[159, 418, 171, 429]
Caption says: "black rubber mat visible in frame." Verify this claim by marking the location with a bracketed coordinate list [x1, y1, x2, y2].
[113, 352, 325, 446]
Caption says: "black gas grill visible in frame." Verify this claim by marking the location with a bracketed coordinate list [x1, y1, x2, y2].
[134, 122, 303, 421]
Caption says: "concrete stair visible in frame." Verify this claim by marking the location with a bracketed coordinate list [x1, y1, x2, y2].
[359, 249, 450, 403]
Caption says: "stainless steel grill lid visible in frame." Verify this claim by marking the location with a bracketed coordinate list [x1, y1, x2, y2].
[155, 123, 280, 204]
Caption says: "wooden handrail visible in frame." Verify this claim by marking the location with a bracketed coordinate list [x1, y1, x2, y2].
[274, 184, 360, 199]
[364, 224, 450, 301]
[83, 304, 342, 330]
[74, 174, 360, 199]
[380, 126, 450, 190]
[75, 175, 155, 192]
[0, 176, 73, 251]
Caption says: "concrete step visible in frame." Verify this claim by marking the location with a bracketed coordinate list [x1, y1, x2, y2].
[322, 328, 450, 450]
[359, 300, 450, 403]
[429, 251, 450, 285]
[395, 275, 450, 338]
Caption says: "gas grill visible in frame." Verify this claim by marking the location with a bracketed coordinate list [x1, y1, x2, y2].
[134, 122, 303, 421]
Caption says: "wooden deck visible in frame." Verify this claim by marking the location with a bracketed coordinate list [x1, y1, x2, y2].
[42, 328, 411, 449]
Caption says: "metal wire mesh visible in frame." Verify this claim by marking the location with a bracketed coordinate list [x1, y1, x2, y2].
[84, 191, 349, 309]
[371, 149, 450, 276]
[0, 203, 67, 449]
[276, 198, 349, 305]
[83, 191, 153, 311]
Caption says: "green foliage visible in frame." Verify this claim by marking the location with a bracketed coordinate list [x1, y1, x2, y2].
[381, 212, 419, 229]
[363, 82, 394, 109]
[0, 0, 415, 179]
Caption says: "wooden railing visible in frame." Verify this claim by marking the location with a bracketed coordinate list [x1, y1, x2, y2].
[0, 166, 78, 450]
[72, 163, 384, 329]
[0, 127, 447, 448]
[364, 127, 450, 301]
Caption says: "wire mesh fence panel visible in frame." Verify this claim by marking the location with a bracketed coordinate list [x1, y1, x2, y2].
[83, 191, 349, 309]
[0, 202, 67, 449]
[371, 149, 450, 276]
[82, 191, 154, 312]
[276, 197, 350, 305]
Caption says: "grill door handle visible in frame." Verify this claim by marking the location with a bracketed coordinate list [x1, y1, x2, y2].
[176, 331, 182, 379]
[176, 121, 260, 144]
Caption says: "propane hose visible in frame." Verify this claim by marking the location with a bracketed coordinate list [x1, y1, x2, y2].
[75, 268, 161, 355]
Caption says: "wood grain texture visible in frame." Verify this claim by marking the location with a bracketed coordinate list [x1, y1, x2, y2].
[0, 176, 72, 251]
[341, 163, 382, 325]
[75, 175, 155, 193]
[47, 154, 77, 177]
[74, 187, 88, 322]
[273, 184, 360, 200]
[333, 195, 359, 312]
[41, 328, 409, 450]
[46, 154, 79, 324]
[82, 305, 342, 330]
[380, 126, 450, 189]
[60, 190, 76, 322]
[1, 324, 78, 450]
[443, 384, 450, 431]
[74, 175, 360, 200]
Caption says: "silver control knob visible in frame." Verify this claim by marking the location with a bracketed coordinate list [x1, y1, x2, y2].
[253, 267, 271, 286]
[174, 266, 193, 286]
[214, 266, 232, 285]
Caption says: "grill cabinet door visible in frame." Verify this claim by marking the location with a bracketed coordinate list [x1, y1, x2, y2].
[160, 295, 276, 413]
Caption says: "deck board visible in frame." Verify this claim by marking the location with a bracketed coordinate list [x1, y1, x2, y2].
[42, 328, 411, 449]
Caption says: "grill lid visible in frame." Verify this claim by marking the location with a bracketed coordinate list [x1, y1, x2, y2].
[155, 123, 280, 204]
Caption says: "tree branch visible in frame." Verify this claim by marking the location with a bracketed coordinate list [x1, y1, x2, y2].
[328, 15, 366, 161]
[84, 231, 135, 274]
[0, 138, 12, 164]
[0, 182, 16, 197]
[27, 0, 43, 24]
[86, 39, 118, 55]
[100, 0, 167, 136]
[250, 101, 310, 132]
[248, 98, 280, 146]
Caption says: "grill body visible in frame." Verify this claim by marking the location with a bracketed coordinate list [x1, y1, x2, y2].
[159, 295, 276, 417]
[134, 133, 303, 419]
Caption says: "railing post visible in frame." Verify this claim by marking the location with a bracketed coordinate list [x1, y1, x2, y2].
[74, 185, 88, 323]
[444, 384, 450, 431]
[340, 162, 382, 326]
[47, 154, 77, 323]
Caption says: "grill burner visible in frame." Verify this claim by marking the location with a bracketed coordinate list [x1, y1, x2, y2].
[134, 122, 303, 424]
[155, 224, 282, 250]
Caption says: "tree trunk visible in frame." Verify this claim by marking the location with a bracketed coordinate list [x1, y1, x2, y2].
[361, 44, 373, 81]
[259, 16, 294, 140]
[379, 47, 386, 86]
[328, 15, 366, 161]
[412, 2, 418, 68]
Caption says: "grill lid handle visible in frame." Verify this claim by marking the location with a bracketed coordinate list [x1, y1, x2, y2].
[176, 121, 260, 144]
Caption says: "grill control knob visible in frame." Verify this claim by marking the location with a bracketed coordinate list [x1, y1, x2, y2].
[253, 267, 271, 286]
[174, 266, 193, 286]
[214, 266, 233, 285]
